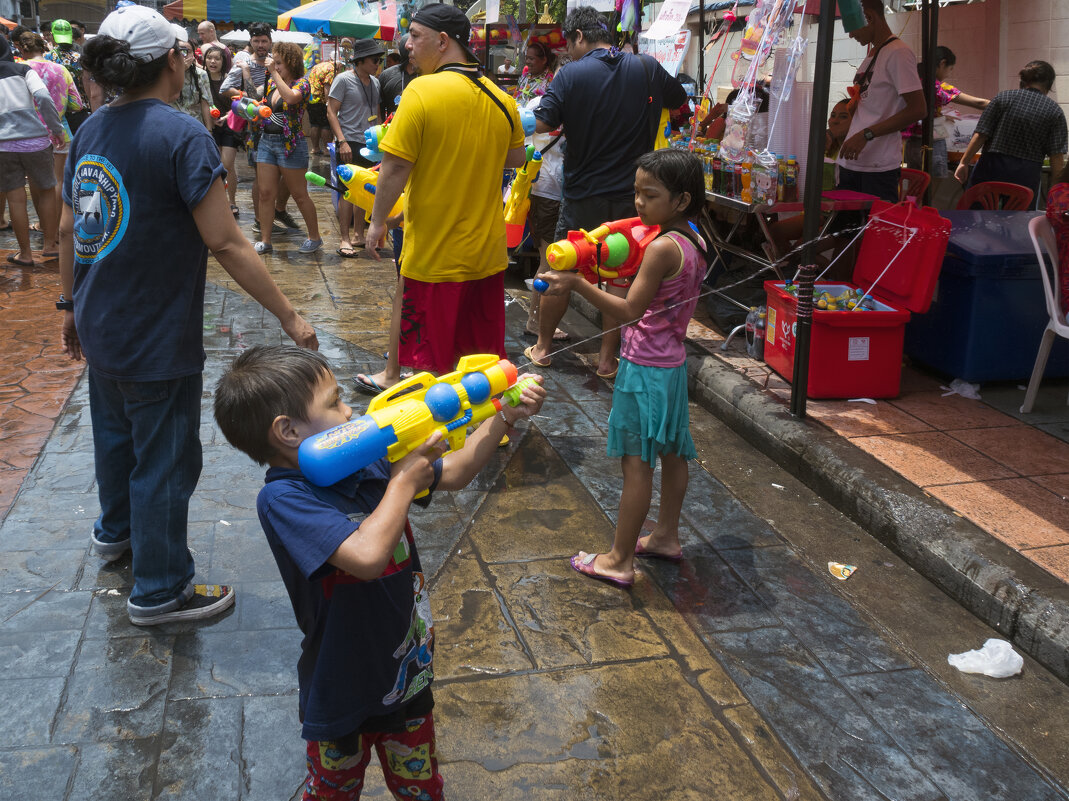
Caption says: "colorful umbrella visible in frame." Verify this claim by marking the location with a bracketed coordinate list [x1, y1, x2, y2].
[162, 0, 302, 24]
[278, 0, 396, 40]
[0, 15, 17, 29]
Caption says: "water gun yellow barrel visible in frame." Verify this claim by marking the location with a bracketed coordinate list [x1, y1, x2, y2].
[504, 145, 542, 247]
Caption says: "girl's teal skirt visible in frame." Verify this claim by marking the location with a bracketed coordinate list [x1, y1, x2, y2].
[607, 358, 696, 465]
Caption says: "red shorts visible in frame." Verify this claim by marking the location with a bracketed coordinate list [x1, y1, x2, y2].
[303, 712, 443, 800]
[398, 272, 506, 375]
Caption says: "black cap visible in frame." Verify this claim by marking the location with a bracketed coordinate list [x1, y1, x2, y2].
[410, 3, 477, 63]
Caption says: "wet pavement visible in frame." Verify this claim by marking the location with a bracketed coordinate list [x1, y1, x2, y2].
[1, 177, 1068, 799]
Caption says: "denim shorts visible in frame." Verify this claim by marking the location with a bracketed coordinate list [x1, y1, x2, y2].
[256, 133, 309, 169]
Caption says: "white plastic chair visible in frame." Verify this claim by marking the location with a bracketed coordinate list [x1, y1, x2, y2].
[1021, 215, 1069, 413]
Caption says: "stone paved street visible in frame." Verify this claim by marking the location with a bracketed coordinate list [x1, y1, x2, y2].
[1, 183, 1067, 800]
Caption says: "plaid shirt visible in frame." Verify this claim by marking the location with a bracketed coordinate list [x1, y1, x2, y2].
[975, 87, 1068, 163]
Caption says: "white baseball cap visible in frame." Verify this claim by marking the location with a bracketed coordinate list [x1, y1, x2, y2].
[98, 5, 179, 62]
[171, 23, 189, 43]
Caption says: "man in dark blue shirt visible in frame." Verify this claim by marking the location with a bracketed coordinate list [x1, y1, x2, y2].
[528, 6, 685, 377]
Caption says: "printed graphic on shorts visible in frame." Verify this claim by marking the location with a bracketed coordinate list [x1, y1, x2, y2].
[399, 293, 423, 346]
[72, 154, 130, 264]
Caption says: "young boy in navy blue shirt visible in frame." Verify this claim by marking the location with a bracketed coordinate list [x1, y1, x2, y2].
[213, 344, 545, 800]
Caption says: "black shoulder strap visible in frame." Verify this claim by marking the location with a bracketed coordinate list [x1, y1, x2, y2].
[540, 133, 564, 153]
[658, 224, 709, 264]
[438, 65, 514, 133]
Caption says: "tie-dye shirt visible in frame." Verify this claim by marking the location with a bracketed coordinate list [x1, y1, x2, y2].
[27, 57, 82, 147]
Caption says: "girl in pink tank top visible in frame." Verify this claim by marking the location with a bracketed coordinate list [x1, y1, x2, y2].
[540, 149, 707, 589]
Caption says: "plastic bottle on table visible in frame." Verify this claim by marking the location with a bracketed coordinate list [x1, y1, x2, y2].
[741, 158, 753, 203]
[785, 156, 798, 202]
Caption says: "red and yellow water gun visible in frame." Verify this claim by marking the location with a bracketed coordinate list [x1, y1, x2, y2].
[533, 217, 661, 290]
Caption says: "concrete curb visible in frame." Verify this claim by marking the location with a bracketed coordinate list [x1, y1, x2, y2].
[686, 351, 1069, 684]
[560, 290, 1069, 682]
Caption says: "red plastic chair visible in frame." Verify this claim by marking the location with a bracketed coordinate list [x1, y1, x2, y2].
[898, 168, 931, 204]
[956, 181, 1034, 211]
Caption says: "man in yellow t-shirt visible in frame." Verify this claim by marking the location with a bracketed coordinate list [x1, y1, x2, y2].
[365, 2, 526, 376]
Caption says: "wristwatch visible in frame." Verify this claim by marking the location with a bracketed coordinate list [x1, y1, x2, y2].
[56, 293, 73, 311]
[863, 128, 875, 141]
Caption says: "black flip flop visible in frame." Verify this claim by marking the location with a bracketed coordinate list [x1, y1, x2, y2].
[354, 374, 384, 395]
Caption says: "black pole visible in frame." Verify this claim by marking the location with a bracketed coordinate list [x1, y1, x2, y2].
[699, 0, 705, 92]
[926, 0, 939, 203]
[920, 0, 933, 199]
[789, 0, 837, 418]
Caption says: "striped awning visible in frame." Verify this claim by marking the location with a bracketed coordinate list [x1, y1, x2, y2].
[162, 0, 303, 24]
[278, 0, 397, 40]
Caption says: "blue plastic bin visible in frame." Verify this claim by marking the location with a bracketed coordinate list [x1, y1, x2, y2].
[903, 210, 1069, 382]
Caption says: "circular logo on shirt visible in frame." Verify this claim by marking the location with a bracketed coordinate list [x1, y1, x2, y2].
[72, 154, 129, 264]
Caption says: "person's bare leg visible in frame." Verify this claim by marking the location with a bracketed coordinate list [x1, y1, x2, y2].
[34, 183, 58, 257]
[222, 146, 238, 209]
[46, 152, 66, 252]
[526, 239, 567, 341]
[257, 164, 278, 247]
[275, 177, 291, 216]
[362, 274, 405, 388]
[350, 203, 367, 247]
[250, 173, 260, 225]
[530, 289, 569, 364]
[637, 454, 687, 557]
[5, 187, 34, 262]
[26, 181, 44, 235]
[597, 283, 628, 376]
[282, 168, 320, 240]
[574, 454, 652, 585]
[338, 198, 355, 247]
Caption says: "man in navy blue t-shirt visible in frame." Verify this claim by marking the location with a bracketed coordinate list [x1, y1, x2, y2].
[528, 6, 686, 378]
[59, 4, 317, 627]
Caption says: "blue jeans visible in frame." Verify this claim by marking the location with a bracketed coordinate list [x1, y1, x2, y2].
[88, 369, 201, 612]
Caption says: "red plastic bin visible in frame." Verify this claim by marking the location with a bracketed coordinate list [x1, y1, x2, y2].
[762, 200, 950, 399]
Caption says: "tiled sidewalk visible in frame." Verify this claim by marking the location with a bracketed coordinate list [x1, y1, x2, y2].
[0, 254, 84, 520]
[686, 315, 1069, 584]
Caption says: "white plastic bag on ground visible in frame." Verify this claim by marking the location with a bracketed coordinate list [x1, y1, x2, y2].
[940, 378, 982, 400]
[948, 638, 1023, 678]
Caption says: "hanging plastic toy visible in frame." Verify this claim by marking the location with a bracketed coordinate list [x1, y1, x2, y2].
[720, 0, 795, 164]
